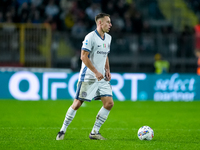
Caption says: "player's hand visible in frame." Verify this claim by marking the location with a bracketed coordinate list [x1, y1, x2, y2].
[95, 72, 104, 81]
[105, 70, 111, 81]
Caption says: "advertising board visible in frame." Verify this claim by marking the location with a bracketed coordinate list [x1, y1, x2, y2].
[0, 71, 199, 101]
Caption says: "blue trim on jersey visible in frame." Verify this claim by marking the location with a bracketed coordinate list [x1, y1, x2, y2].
[82, 48, 91, 52]
[80, 66, 87, 81]
[75, 82, 82, 99]
[93, 94, 113, 100]
[95, 29, 105, 40]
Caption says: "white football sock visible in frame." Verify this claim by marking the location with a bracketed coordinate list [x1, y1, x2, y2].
[91, 106, 110, 134]
[60, 106, 76, 133]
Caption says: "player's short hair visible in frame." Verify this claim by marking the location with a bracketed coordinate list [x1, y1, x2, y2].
[95, 13, 110, 23]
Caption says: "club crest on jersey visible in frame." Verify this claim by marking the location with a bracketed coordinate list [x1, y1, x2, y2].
[81, 92, 87, 97]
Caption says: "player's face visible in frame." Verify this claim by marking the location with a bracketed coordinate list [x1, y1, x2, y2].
[101, 16, 112, 33]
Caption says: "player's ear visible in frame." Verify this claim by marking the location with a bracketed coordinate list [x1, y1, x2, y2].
[99, 18, 103, 25]
[98, 19, 101, 25]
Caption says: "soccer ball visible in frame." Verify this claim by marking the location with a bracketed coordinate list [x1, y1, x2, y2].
[137, 126, 154, 140]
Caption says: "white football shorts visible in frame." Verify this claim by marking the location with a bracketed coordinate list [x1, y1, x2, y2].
[75, 80, 112, 102]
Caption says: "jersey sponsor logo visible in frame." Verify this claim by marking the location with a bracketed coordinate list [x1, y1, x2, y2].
[97, 51, 108, 57]
[97, 51, 109, 55]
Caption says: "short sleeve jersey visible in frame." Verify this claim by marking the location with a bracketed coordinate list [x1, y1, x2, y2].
[79, 30, 112, 82]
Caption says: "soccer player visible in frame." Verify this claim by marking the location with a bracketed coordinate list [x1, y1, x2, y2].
[56, 13, 113, 140]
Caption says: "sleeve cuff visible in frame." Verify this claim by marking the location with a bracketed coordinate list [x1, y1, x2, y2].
[82, 48, 91, 52]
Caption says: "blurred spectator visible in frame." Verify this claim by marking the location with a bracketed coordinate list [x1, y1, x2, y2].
[32, 10, 41, 23]
[29, 3, 37, 20]
[18, 2, 29, 23]
[111, 12, 125, 33]
[5, 11, 13, 23]
[85, 2, 101, 29]
[45, 0, 59, 17]
[86, 3, 101, 21]
[63, 11, 75, 31]
[60, 0, 73, 11]
[60, 1, 80, 31]
[154, 53, 170, 74]
[9, 6, 18, 22]
[71, 20, 87, 39]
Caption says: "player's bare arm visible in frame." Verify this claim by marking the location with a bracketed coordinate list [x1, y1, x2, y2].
[81, 50, 104, 81]
[105, 57, 111, 81]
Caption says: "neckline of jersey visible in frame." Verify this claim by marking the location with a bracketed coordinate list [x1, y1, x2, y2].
[95, 29, 105, 41]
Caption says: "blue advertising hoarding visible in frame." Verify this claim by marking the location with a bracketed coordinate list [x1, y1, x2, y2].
[0, 71, 199, 101]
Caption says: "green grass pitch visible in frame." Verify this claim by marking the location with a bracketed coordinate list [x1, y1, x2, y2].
[0, 100, 200, 150]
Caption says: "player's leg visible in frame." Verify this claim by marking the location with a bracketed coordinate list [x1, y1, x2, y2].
[90, 81, 114, 140]
[56, 81, 97, 140]
[56, 99, 83, 140]
[90, 97, 114, 132]
[101, 96, 114, 110]
[60, 99, 84, 132]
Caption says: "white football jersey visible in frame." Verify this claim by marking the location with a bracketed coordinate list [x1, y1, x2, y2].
[79, 30, 112, 82]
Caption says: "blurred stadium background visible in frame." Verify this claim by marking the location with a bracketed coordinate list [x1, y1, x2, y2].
[0, 0, 200, 72]
[0, 0, 200, 101]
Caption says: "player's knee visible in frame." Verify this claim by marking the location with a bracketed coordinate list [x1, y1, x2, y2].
[110, 101, 114, 108]
[71, 99, 83, 110]
[104, 101, 114, 110]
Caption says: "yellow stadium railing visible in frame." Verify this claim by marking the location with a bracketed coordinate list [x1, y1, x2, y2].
[0, 23, 52, 67]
